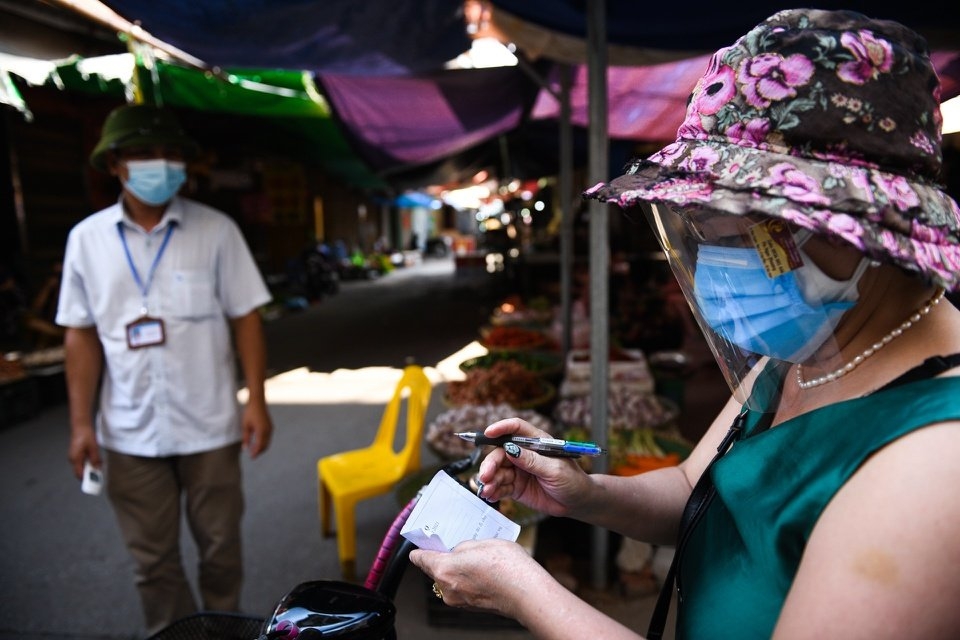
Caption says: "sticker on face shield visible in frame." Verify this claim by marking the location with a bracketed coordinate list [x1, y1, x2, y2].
[748, 219, 804, 278]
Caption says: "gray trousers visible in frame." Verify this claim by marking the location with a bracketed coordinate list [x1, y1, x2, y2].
[105, 443, 244, 636]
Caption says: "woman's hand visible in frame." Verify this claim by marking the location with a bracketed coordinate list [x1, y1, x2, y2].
[474, 417, 593, 518]
[410, 539, 545, 618]
[411, 539, 644, 639]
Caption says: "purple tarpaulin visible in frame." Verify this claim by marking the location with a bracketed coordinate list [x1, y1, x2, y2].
[530, 56, 710, 142]
[531, 51, 960, 143]
[319, 66, 534, 172]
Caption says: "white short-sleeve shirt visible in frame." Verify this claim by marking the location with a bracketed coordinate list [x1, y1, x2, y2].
[56, 197, 272, 456]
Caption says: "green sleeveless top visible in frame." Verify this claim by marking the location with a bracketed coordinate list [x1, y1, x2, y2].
[675, 371, 960, 639]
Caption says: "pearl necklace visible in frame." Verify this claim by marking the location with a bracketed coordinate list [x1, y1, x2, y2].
[796, 288, 946, 390]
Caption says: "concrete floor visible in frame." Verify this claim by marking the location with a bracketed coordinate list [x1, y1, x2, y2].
[0, 257, 726, 639]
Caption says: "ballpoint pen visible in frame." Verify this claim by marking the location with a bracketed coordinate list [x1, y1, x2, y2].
[455, 431, 607, 458]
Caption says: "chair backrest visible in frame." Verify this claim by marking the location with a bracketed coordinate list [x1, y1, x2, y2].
[370, 364, 432, 475]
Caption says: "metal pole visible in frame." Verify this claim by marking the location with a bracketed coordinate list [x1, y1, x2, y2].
[586, 0, 610, 590]
[7, 137, 29, 254]
[558, 63, 573, 358]
[510, 54, 574, 357]
[47, 0, 207, 68]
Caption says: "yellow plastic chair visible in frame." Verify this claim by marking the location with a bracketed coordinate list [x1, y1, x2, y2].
[317, 364, 432, 579]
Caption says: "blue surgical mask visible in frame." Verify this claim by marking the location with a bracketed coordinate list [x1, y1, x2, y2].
[693, 244, 867, 362]
[123, 159, 186, 206]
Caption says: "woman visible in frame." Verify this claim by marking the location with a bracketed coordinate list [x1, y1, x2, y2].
[410, 9, 960, 639]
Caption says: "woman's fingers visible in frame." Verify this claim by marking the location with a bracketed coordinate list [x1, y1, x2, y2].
[483, 416, 549, 439]
[410, 540, 532, 614]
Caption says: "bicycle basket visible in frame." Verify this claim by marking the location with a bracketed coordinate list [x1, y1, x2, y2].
[146, 611, 265, 640]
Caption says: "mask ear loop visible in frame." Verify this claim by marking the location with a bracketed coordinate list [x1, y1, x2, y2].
[794, 228, 882, 269]
[844, 254, 873, 290]
[795, 242, 874, 305]
[793, 228, 814, 247]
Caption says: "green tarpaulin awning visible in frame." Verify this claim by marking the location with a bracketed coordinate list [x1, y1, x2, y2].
[2, 52, 387, 189]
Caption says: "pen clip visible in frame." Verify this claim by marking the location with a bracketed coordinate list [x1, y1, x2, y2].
[471, 434, 514, 447]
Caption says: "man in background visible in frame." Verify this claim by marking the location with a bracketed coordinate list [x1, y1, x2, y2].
[57, 104, 273, 635]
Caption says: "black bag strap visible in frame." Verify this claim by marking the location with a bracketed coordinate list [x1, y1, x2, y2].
[646, 409, 749, 640]
[875, 353, 960, 393]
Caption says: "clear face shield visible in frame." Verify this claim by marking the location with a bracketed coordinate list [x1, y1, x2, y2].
[640, 203, 870, 410]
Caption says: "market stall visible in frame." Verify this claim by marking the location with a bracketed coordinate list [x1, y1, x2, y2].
[419, 293, 694, 601]
[0, 347, 66, 428]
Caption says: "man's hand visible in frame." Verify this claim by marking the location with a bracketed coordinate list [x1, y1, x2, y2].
[241, 402, 273, 458]
[63, 326, 104, 479]
[230, 310, 272, 458]
[68, 423, 100, 479]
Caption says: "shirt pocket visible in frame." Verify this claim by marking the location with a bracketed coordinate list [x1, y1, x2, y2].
[168, 270, 220, 319]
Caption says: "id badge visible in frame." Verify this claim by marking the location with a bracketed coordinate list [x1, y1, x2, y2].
[126, 316, 166, 349]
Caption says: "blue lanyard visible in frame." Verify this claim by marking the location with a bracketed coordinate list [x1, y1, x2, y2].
[117, 222, 176, 310]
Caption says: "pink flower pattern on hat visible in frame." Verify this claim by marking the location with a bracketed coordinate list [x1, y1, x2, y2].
[680, 147, 721, 173]
[692, 63, 737, 116]
[739, 53, 815, 109]
[838, 31, 893, 85]
[767, 164, 831, 206]
[874, 175, 920, 211]
[727, 119, 770, 147]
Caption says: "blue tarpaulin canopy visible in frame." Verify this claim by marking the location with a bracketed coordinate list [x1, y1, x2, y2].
[394, 191, 439, 208]
[100, 0, 472, 76]
[489, 1, 959, 52]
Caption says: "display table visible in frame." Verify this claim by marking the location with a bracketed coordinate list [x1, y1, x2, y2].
[27, 363, 66, 407]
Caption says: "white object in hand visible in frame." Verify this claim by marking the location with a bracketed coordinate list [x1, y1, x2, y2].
[400, 470, 519, 551]
[81, 461, 103, 496]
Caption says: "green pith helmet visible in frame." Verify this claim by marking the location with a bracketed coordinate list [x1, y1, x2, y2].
[89, 104, 200, 172]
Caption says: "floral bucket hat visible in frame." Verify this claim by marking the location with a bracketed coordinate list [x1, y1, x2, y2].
[585, 9, 960, 291]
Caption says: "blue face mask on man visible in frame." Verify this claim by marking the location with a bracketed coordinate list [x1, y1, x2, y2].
[693, 244, 869, 363]
[123, 159, 187, 206]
